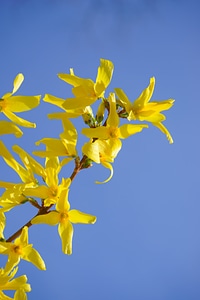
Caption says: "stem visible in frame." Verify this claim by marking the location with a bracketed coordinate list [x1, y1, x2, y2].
[6, 205, 52, 242]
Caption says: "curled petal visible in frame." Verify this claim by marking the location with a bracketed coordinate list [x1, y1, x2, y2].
[153, 122, 173, 144]
[96, 161, 114, 184]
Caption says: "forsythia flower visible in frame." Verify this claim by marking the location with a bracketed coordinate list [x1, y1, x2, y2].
[33, 118, 78, 161]
[82, 93, 148, 182]
[0, 142, 46, 212]
[23, 158, 71, 207]
[0, 266, 31, 300]
[0, 73, 40, 128]
[115, 77, 174, 143]
[0, 226, 46, 272]
[31, 188, 97, 255]
[82, 139, 121, 184]
[58, 58, 114, 110]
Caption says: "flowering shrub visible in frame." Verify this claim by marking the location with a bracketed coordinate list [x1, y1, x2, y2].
[0, 59, 174, 299]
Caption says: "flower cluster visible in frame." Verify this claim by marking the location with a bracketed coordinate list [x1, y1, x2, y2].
[0, 59, 174, 298]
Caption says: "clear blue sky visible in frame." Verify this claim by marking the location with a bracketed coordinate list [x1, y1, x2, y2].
[0, 0, 200, 299]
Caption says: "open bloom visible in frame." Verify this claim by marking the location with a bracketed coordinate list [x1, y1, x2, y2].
[82, 93, 147, 183]
[0, 141, 46, 212]
[0, 266, 31, 300]
[33, 118, 78, 162]
[31, 188, 96, 255]
[23, 156, 71, 207]
[115, 77, 174, 143]
[0, 73, 40, 128]
[0, 226, 46, 272]
[58, 58, 114, 110]
[82, 139, 121, 184]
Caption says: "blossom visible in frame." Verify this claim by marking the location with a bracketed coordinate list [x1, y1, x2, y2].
[82, 139, 121, 184]
[0, 226, 46, 272]
[0, 141, 46, 212]
[31, 188, 96, 255]
[23, 159, 71, 207]
[0, 73, 40, 128]
[58, 58, 114, 110]
[82, 93, 148, 154]
[0, 266, 31, 300]
[33, 118, 78, 161]
[115, 77, 174, 143]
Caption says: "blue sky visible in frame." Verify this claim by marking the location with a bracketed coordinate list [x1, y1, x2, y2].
[0, 0, 200, 299]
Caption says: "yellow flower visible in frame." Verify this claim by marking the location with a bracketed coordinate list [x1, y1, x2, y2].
[82, 139, 121, 184]
[0, 226, 46, 272]
[0, 266, 31, 299]
[23, 159, 71, 207]
[115, 77, 174, 143]
[82, 93, 148, 148]
[0, 142, 46, 211]
[33, 118, 78, 161]
[81, 93, 147, 183]
[0, 73, 40, 128]
[31, 188, 96, 255]
[58, 58, 114, 110]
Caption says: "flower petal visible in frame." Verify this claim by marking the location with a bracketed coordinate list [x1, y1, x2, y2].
[31, 211, 60, 226]
[68, 210, 96, 224]
[119, 124, 148, 139]
[4, 95, 40, 112]
[12, 73, 24, 94]
[3, 110, 36, 128]
[58, 221, 73, 255]
[96, 161, 114, 184]
[0, 121, 23, 137]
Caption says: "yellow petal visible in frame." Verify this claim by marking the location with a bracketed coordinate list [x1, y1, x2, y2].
[95, 58, 114, 94]
[62, 96, 95, 110]
[82, 127, 109, 139]
[31, 211, 59, 226]
[58, 72, 94, 88]
[23, 247, 46, 270]
[107, 93, 119, 127]
[4, 95, 40, 112]
[12, 73, 24, 94]
[132, 77, 155, 109]
[56, 189, 70, 212]
[0, 121, 23, 137]
[153, 122, 173, 144]
[58, 221, 73, 255]
[43, 93, 65, 109]
[68, 210, 96, 224]
[114, 88, 132, 112]
[14, 288, 29, 300]
[119, 124, 148, 139]
[82, 141, 100, 163]
[3, 110, 36, 128]
[23, 186, 49, 199]
[95, 161, 114, 184]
